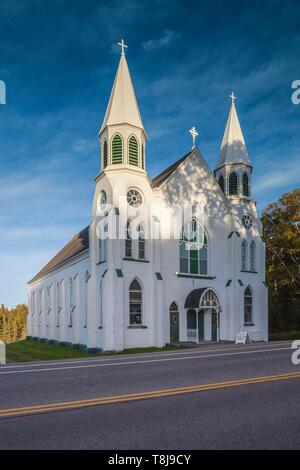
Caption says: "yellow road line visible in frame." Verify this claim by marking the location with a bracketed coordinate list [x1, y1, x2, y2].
[1, 371, 299, 418]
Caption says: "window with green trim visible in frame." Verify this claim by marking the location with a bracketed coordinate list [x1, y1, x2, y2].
[103, 140, 108, 169]
[242, 172, 249, 196]
[111, 134, 123, 164]
[179, 219, 208, 275]
[128, 136, 139, 166]
[229, 171, 238, 195]
[244, 286, 253, 324]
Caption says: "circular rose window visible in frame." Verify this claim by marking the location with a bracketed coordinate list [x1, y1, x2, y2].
[242, 214, 253, 230]
[127, 189, 143, 207]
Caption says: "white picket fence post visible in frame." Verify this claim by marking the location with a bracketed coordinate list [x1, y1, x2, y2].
[0, 340, 6, 365]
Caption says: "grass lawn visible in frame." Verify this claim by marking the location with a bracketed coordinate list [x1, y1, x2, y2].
[269, 330, 300, 341]
[5, 340, 186, 363]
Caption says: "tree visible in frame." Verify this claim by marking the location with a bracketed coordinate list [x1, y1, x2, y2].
[261, 188, 300, 331]
[0, 304, 28, 344]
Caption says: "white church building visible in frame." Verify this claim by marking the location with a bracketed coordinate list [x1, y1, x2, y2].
[27, 42, 268, 352]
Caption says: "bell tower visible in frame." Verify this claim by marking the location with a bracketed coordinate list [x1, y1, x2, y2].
[99, 40, 147, 173]
[214, 93, 252, 200]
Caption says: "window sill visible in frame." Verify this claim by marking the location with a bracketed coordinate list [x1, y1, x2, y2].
[123, 257, 149, 263]
[127, 325, 148, 329]
[176, 272, 216, 280]
[241, 270, 258, 274]
[68, 325, 72, 328]
[244, 323, 255, 326]
[97, 261, 107, 265]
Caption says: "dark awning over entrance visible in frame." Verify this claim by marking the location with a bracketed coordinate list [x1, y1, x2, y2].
[184, 288, 207, 309]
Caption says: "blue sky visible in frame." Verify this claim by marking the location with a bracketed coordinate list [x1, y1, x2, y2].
[0, 0, 299, 305]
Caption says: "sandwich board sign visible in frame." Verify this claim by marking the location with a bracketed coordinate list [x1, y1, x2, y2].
[236, 331, 250, 344]
[0, 340, 6, 365]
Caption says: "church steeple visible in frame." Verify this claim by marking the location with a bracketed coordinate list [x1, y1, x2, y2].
[99, 40, 147, 172]
[215, 93, 252, 199]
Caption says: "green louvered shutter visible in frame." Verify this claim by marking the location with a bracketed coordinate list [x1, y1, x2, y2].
[129, 136, 139, 166]
[103, 140, 108, 169]
[112, 135, 123, 164]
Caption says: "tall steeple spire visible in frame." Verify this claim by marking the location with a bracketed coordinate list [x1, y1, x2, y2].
[99, 40, 147, 172]
[214, 94, 253, 200]
[215, 93, 251, 170]
[100, 41, 145, 135]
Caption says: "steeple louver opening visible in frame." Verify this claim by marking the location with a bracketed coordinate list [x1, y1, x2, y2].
[103, 140, 108, 169]
[242, 172, 249, 196]
[112, 134, 123, 164]
[229, 171, 238, 195]
[129, 136, 139, 166]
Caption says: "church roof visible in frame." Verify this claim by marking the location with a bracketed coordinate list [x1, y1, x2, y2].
[28, 226, 89, 284]
[151, 150, 193, 188]
[100, 52, 145, 134]
[215, 97, 252, 170]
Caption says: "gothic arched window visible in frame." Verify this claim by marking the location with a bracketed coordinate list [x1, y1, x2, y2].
[128, 135, 139, 166]
[244, 286, 253, 324]
[218, 174, 225, 192]
[125, 220, 133, 258]
[229, 171, 238, 195]
[103, 140, 108, 169]
[111, 134, 123, 164]
[180, 219, 208, 275]
[138, 224, 146, 260]
[250, 241, 256, 272]
[242, 172, 249, 197]
[129, 279, 143, 325]
[241, 240, 248, 271]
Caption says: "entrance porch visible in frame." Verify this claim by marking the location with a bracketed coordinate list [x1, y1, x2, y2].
[185, 288, 221, 343]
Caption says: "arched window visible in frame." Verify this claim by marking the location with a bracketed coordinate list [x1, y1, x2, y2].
[128, 135, 139, 166]
[125, 220, 133, 258]
[111, 134, 123, 164]
[228, 171, 238, 195]
[103, 140, 108, 169]
[218, 175, 224, 192]
[241, 240, 248, 271]
[99, 280, 103, 328]
[180, 219, 208, 275]
[242, 172, 249, 197]
[244, 286, 253, 324]
[138, 224, 146, 260]
[141, 144, 145, 169]
[129, 279, 142, 325]
[250, 241, 256, 272]
[57, 281, 62, 327]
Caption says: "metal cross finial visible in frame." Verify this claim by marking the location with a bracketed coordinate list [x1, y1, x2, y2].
[230, 92, 237, 105]
[189, 126, 199, 149]
[118, 39, 128, 56]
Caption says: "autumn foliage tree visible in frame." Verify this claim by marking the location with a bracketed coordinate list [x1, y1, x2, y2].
[261, 188, 300, 331]
[0, 304, 28, 344]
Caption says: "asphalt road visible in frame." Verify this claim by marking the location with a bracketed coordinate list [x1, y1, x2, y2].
[0, 341, 299, 450]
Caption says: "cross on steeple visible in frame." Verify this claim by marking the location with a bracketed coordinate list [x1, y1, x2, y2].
[229, 92, 236, 106]
[189, 126, 199, 149]
[118, 39, 128, 56]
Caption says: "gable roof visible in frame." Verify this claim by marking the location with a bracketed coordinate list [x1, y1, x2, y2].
[151, 150, 192, 188]
[28, 226, 90, 284]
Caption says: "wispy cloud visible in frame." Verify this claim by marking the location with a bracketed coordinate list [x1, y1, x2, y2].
[142, 30, 178, 51]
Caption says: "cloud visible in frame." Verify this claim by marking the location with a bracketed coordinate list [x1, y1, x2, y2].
[142, 30, 178, 51]
[254, 159, 300, 194]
